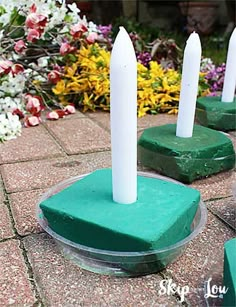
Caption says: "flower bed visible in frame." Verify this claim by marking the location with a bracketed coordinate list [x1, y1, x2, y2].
[0, 0, 220, 142]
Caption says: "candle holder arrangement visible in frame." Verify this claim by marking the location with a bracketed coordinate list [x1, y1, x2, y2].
[196, 28, 236, 131]
[37, 170, 207, 277]
[138, 30, 235, 183]
[38, 28, 212, 278]
[138, 124, 235, 183]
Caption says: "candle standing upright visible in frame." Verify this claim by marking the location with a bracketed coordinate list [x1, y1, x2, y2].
[221, 27, 236, 103]
[110, 27, 137, 204]
[176, 32, 202, 138]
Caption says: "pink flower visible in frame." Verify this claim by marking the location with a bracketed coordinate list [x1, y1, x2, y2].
[24, 116, 41, 127]
[12, 64, 24, 76]
[53, 64, 63, 72]
[64, 104, 76, 114]
[86, 32, 98, 44]
[25, 95, 44, 116]
[48, 70, 61, 84]
[27, 29, 41, 43]
[70, 22, 88, 39]
[0, 60, 13, 75]
[55, 109, 66, 118]
[14, 40, 26, 54]
[30, 3, 37, 13]
[25, 4, 47, 38]
[46, 111, 59, 120]
[59, 42, 75, 56]
[26, 13, 47, 31]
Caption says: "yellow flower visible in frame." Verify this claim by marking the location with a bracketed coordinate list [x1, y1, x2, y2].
[53, 43, 209, 117]
[52, 80, 66, 95]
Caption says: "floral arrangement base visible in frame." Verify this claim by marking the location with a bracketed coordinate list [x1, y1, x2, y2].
[222, 238, 236, 306]
[138, 124, 235, 183]
[37, 170, 207, 277]
[196, 96, 236, 131]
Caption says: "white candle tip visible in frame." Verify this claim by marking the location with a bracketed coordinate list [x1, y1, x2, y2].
[110, 24, 137, 204]
[221, 27, 236, 102]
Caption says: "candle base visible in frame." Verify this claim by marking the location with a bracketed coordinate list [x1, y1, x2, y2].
[196, 96, 236, 131]
[37, 169, 206, 276]
[138, 124, 235, 183]
[222, 238, 236, 307]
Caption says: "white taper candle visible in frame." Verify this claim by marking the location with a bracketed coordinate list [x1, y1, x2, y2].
[110, 27, 137, 204]
[221, 27, 236, 103]
[176, 32, 202, 138]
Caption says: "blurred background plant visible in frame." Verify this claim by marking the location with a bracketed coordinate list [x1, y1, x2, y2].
[0, 0, 100, 141]
[52, 43, 209, 117]
[0, 0, 229, 142]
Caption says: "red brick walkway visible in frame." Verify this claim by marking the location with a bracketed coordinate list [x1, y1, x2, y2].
[0, 111, 235, 306]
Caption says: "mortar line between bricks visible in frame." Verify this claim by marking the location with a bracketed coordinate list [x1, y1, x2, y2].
[19, 240, 44, 307]
[66, 147, 111, 156]
[0, 149, 111, 167]
[205, 196, 236, 231]
[41, 122, 70, 156]
[204, 195, 233, 203]
[43, 119, 111, 156]
[0, 153, 66, 166]
[207, 207, 236, 232]
[0, 173, 44, 306]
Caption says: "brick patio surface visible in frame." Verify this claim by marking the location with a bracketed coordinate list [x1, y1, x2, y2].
[0, 112, 235, 306]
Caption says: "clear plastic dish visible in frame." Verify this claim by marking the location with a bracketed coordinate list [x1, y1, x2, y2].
[37, 172, 207, 277]
[196, 108, 236, 131]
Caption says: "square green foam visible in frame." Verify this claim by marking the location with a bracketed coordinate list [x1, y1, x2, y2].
[40, 168, 200, 252]
[196, 96, 236, 131]
[223, 238, 236, 307]
[138, 124, 235, 183]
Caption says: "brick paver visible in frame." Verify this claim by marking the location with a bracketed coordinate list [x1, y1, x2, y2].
[9, 189, 45, 236]
[0, 204, 14, 240]
[0, 125, 64, 164]
[87, 112, 178, 133]
[0, 240, 36, 305]
[191, 169, 235, 201]
[86, 111, 111, 131]
[1, 151, 111, 193]
[207, 197, 236, 229]
[24, 233, 180, 306]
[0, 112, 235, 306]
[44, 117, 110, 154]
[167, 212, 235, 305]
[138, 113, 177, 131]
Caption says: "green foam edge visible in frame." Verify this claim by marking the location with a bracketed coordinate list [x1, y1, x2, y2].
[223, 238, 236, 307]
[40, 168, 200, 252]
[196, 96, 236, 131]
[138, 124, 235, 183]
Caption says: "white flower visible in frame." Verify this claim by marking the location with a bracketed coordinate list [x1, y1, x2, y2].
[68, 3, 80, 15]
[88, 21, 98, 33]
[0, 13, 11, 26]
[201, 58, 215, 73]
[37, 57, 49, 68]
[0, 113, 22, 142]
[0, 97, 17, 113]
[0, 74, 26, 97]
[0, 30, 4, 41]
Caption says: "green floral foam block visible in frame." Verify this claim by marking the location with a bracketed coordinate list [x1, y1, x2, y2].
[223, 238, 236, 307]
[138, 124, 235, 183]
[196, 96, 236, 131]
[40, 168, 200, 252]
